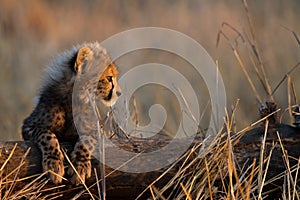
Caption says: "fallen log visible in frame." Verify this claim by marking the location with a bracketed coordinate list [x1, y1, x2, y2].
[1, 136, 201, 199]
[1, 123, 300, 199]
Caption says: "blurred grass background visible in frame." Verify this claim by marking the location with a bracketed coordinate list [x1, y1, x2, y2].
[0, 0, 299, 141]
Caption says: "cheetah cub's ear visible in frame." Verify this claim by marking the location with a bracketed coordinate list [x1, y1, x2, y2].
[74, 46, 93, 74]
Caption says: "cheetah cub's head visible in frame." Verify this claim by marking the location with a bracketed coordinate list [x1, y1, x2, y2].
[74, 43, 121, 107]
[97, 63, 121, 106]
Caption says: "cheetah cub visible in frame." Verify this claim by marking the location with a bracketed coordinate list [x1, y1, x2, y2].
[22, 42, 121, 185]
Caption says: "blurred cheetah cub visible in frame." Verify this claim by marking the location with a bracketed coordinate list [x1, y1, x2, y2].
[22, 42, 121, 185]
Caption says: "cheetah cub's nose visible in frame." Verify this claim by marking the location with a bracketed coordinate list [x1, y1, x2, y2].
[116, 91, 121, 97]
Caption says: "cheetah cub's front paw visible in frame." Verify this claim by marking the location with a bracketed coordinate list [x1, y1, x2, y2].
[43, 153, 65, 184]
[67, 139, 94, 185]
[67, 160, 92, 185]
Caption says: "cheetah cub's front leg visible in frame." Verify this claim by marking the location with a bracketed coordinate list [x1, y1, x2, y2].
[67, 135, 96, 185]
[37, 131, 64, 184]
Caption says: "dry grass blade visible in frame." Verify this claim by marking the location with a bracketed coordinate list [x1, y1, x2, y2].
[257, 120, 268, 199]
[3, 147, 31, 199]
[10, 171, 48, 198]
[0, 144, 17, 199]
[228, 99, 239, 132]
[246, 158, 256, 199]
[26, 183, 66, 200]
[149, 185, 156, 200]
[1, 149, 30, 183]
[47, 194, 64, 200]
[257, 143, 275, 199]
[131, 96, 139, 126]
[293, 32, 300, 47]
[216, 22, 245, 48]
[180, 182, 192, 200]
[272, 62, 300, 95]
[81, 150, 146, 200]
[242, 0, 274, 101]
[0, 146, 65, 199]
[156, 98, 297, 200]
[94, 168, 101, 200]
[153, 143, 205, 199]
[86, 89, 106, 200]
[287, 76, 293, 124]
[175, 86, 197, 124]
[281, 25, 300, 47]
[225, 107, 246, 200]
[13, 179, 49, 199]
[204, 158, 213, 200]
[153, 103, 256, 200]
[276, 132, 300, 200]
[233, 43, 262, 104]
[136, 142, 202, 199]
[237, 108, 280, 136]
[151, 185, 168, 200]
[217, 28, 262, 104]
[225, 109, 235, 200]
[71, 150, 147, 199]
[62, 149, 95, 200]
[292, 158, 300, 200]
[0, 143, 18, 171]
[220, 22, 268, 98]
[291, 82, 298, 105]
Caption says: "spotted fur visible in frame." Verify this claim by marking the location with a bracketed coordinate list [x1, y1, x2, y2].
[22, 42, 121, 185]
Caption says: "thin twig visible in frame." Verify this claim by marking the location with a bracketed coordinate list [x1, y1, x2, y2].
[86, 90, 106, 200]
[287, 76, 293, 124]
[272, 62, 300, 95]
[62, 149, 95, 200]
[292, 158, 300, 200]
[291, 82, 298, 104]
[94, 168, 102, 200]
[280, 25, 300, 47]
[217, 29, 262, 104]
[243, 0, 273, 101]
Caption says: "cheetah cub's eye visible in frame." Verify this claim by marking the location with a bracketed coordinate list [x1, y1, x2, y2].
[106, 76, 113, 82]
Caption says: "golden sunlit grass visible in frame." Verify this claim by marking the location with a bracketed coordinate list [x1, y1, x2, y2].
[140, 1, 300, 199]
[0, 145, 67, 199]
[0, 0, 299, 199]
[140, 111, 299, 199]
